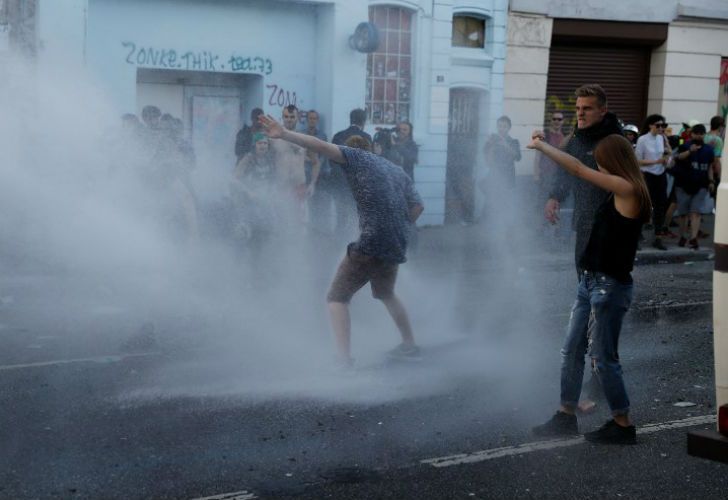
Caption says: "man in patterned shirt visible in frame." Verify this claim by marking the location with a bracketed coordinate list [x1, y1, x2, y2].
[259, 114, 424, 368]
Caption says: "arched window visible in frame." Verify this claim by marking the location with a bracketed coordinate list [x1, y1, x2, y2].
[452, 15, 485, 49]
[365, 5, 414, 125]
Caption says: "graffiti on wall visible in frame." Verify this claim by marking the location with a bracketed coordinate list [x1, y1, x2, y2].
[266, 83, 297, 108]
[720, 58, 728, 122]
[122, 41, 273, 75]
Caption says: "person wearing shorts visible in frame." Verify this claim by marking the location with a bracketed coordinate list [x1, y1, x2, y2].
[259, 114, 424, 367]
[673, 124, 715, 250]
[327, 245, 398, 304]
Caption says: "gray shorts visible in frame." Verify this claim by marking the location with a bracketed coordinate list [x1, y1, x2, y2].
[675, 187, 710, 215]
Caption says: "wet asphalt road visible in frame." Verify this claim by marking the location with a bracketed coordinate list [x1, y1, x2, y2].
[0, 235, 724, 499]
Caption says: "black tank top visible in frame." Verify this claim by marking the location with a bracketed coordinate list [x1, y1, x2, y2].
[578, 195, 643, 283]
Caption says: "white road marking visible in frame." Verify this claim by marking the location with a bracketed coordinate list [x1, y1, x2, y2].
[636, 414, 716, 434]
[421, 414, 717, 468]
[190, 491, 257, 500]
[635, 299, 712, 311]
[0, 352, 161, 371]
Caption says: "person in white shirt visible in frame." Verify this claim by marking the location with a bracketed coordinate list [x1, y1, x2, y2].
[635, 114, 671, 250]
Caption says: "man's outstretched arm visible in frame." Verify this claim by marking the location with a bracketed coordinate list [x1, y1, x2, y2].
[259, 115, 345, 164]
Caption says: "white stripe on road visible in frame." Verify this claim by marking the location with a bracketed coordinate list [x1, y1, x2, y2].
[636, 414, 716, 434]
[190, 491, 257, 500]
[421, 414, 717, 468]
[0, 352, 160, 371]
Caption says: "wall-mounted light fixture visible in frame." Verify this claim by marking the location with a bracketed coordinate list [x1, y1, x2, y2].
[349, 22, 380, 53]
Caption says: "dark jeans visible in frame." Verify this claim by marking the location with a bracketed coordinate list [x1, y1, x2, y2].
[644, 171, 667, 235]
[560, 271, 633, 416]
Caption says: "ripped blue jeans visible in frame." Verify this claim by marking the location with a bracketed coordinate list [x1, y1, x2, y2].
[560, 271, 633, 416]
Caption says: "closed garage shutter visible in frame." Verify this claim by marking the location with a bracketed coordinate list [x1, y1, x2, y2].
[546, 44, 650, 129]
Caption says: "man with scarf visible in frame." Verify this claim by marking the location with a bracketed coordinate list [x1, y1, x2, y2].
[544, 84, 624, 270]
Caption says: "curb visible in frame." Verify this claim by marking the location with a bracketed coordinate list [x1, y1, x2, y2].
[634, 248, 713, 266]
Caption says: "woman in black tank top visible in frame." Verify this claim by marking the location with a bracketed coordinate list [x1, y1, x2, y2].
[528, 133, 651, 445]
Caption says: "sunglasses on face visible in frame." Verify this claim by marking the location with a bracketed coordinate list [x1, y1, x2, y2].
[654, 123, 667, 128]
[552, 117, 564, 121]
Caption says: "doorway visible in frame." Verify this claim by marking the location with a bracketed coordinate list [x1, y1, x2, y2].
[136, 68, 263, 199]
[445, 87, 487, 224]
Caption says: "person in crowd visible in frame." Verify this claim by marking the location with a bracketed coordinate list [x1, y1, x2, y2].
[529, 133, 650, 445]
[635, 114, 671, 250]
[141, 105, 162, 130]
[545, 84, 623, 270]
[622, 124, 639, 146]
[391, 121, 419, 180]
[542, 85, 623, 413]
[121, 113, 143, 133]
[373, 127, 403, 165]
[157, 114, 195, 176]
[331, 109, 372, 236]
[484, 115, 521, 192]
[673, 123, 715, 250]
[679, 119, 699, 145]
[235, 108, 265, 162]
[304, 110, 331, 234]
[111, 113, 147, 178]
[662, 134, 682, 237]
[706, 115, 724, 190]
[259, 114, 424, 368]
[231, 132, 279, 256]
[269, 105, 308, 225]
[535, 111, 566, 205]
[149, 140, 200, 246]
[480, 115, 521, 233]
[303, 110, 325, 190]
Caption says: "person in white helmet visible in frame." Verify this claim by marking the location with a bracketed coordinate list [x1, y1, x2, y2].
[622, 124, 639, 147]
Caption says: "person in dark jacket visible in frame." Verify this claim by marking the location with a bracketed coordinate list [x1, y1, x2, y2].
[391, 121, 419, 180]
[235, 108, 264, 162]
[330, 109, 373, 235]
[673, 123, 715, 250]
[530, 133, 651, 445]
[545, 84, 624, 269]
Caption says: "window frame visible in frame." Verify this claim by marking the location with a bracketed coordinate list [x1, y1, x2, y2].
[365, 4, 416, 126]
[451, 14, 486, 49]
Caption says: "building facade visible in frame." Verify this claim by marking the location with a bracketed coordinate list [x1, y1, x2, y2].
[504, 0, 728, 178]
[29, 0, 509, 225]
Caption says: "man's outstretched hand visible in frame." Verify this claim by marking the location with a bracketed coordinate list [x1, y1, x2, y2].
[259, 115, 284, 139]
[528, 129, 546, 150]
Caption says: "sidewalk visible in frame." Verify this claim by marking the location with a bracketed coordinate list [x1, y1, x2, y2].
[414, 215, 715, 267]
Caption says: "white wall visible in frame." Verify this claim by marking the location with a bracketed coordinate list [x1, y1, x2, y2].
[506, 1, 728, 179]
[83, 0, 319, 115]
[367, 0, 510, 225]
[648, 20, 728, 129]
[510, 0, 728, 24]
[502, 12, 552, 177]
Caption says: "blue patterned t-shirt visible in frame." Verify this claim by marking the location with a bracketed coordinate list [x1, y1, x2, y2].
[339, 146, 423, 263]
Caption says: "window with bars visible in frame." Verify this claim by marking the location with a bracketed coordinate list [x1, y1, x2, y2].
[365, 6, 413, 125]
[452, 15, 485, 49]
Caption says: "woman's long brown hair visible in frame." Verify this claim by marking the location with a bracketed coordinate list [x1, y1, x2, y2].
[594, 134, 652, 223]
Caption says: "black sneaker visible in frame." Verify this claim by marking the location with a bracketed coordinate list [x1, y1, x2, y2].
[584, 419, 636, 445]
[532, 411, 578, 437]
[678, 236, 687, 247]
[688, 238, 699, 250]
[652, 238, 667, 251]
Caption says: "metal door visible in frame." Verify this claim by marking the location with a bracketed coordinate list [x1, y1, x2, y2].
[445, 88, 482, 224]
